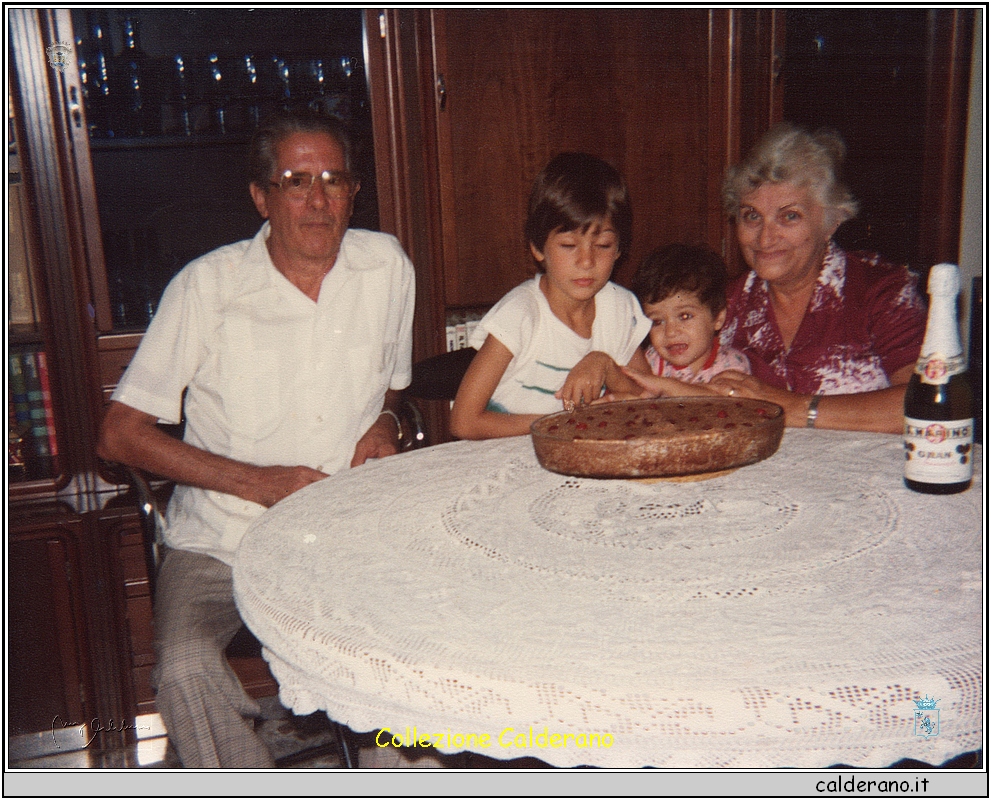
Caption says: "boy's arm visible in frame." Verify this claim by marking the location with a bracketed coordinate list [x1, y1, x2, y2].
[450, 335, 541, 439]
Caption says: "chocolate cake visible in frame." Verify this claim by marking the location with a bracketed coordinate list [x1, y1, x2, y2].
[531, 397, 785, 478]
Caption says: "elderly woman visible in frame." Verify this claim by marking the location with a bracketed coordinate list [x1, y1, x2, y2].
[711, 123, 926, 433]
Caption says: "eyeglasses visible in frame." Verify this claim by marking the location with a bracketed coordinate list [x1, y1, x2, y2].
[269, 170, 356, 199]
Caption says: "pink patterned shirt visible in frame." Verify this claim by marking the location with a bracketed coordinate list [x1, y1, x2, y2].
[645, 338, 751, 383]
[721, 242, 925, 395]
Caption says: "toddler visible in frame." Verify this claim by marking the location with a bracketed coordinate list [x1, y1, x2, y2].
[450, 152, 651, 439]
[621, 243, 750, 397]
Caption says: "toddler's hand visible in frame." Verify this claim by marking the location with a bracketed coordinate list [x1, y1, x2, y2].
[621, 367, 671, 397]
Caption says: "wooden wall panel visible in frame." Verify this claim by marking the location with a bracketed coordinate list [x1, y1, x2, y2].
[435, 9, 725, 305]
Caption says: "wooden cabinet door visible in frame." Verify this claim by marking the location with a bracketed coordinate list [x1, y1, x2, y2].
[426, 9, 777, 310]
[8, 514, 93, 754]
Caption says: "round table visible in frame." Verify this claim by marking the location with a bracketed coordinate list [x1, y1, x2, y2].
[233, 429, 983, 768]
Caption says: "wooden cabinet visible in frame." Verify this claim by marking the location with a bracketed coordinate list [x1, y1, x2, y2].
[374, 8, 973, 443]
[431, 9, 741, 307]
[782, 9, 974, 273]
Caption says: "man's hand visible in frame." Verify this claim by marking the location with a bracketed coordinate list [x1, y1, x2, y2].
[351, 412, 400, 467]
[248, 465, 330, 507]
[97, 400, 331, 508]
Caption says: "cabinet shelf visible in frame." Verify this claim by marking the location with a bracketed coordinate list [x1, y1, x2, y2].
[7, 325, 44, 345]
[87, 132, 251, 151]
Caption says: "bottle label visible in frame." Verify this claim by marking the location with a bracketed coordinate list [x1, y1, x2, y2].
[914, 352, 966, 385]
[903, 416, 974, 483]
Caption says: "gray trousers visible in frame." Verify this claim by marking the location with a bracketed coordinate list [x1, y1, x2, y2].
[150, 548, 276, 768]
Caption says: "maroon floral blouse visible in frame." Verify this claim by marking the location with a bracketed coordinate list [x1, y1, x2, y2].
[721, 242, 926, 395]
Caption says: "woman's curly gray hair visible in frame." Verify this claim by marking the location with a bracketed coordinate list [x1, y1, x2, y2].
[722, 122, 858, 229]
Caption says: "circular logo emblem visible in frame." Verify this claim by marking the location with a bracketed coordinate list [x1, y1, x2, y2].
[924, 423, 947, 444]
[46, 43, 71, 73]
[924, 357, 947, 382]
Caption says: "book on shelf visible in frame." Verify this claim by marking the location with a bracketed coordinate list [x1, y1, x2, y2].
[34, 350, 60, 459]
[444, 310, 485, 352]
[19, 349, 51, 459]
[8, 350, 32, 435]
[7, 347, 58, 480]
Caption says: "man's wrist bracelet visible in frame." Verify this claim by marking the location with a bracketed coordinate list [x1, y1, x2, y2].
[379, 409, 402, 440]
[806, 394, 821, 429]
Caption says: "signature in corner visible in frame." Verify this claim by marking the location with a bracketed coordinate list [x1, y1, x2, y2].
[51, 716, 149, 749]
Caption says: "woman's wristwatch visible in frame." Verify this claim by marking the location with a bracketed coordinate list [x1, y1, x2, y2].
[806, 394, 822, 429]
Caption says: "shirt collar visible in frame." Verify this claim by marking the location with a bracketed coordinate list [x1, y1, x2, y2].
[809, 239, 846, 312]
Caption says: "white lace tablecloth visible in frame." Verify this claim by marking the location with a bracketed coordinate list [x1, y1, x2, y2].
[233, 429, 983, 768]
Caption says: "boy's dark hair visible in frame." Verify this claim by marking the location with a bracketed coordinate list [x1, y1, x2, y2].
[631, 243, 729, 316]
[525, 152, 632, 269]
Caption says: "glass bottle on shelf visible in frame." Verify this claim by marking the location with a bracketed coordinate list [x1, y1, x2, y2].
[109, 16, 159, 137]
[205, 53, 227, 134]
[162, 53, 193, 137]
[272, 55, 292, 112]
[204, 53, 249, 135]
[241, 54, 264, 129]
[76, 11, 112, 138]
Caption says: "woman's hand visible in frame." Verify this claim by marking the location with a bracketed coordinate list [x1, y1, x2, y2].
[709, 371, 808, 425]
[710, 366, 913, 433]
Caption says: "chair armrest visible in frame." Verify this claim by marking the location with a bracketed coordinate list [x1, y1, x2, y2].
[397, 396, 427, 450]
[118, 464, 172, 596]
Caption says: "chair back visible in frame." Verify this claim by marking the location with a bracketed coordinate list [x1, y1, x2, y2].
[406, 347, 477, 401]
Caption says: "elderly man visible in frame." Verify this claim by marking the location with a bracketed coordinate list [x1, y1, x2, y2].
[98, 109, 415, 768]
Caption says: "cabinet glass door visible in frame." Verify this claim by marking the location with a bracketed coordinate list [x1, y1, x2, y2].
[69, 8, 378, 332]
[9, 79, 63, 487]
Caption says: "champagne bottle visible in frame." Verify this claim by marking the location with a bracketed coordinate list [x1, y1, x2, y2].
[903, 263, 974, 493]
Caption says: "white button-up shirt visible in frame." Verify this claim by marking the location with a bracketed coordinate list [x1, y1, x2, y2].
[113, 224, 415, 563]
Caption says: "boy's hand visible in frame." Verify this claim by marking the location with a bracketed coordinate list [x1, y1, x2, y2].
[557, 352, 615, 410]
